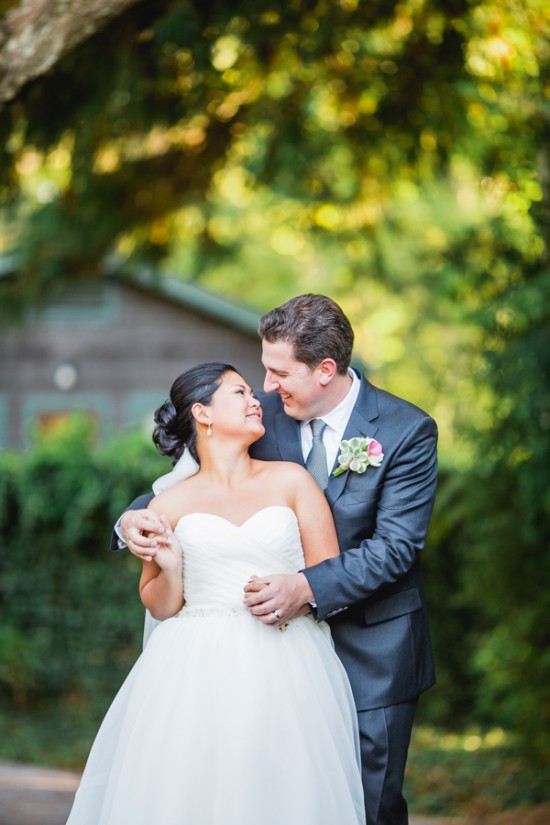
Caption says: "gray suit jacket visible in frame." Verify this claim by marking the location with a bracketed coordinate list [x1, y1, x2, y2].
[250, 376, 437, 711]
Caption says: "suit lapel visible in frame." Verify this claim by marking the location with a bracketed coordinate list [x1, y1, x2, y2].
[325, 377, 380, 507]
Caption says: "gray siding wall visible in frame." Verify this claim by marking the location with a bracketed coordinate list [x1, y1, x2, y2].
[0, 281, 263, 449]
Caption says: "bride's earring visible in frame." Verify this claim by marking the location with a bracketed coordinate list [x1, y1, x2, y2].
[207, 422, 212, 437]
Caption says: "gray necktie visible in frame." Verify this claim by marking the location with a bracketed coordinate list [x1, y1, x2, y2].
[306, 419, 328, 490]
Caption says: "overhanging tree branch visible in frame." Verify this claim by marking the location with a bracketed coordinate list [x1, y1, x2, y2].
[0, 0, 140, 107]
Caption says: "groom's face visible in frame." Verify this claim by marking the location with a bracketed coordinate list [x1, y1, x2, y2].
[261, 339, 325, 421]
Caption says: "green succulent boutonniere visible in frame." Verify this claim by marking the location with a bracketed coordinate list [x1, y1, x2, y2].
[333, 436, 384, 477]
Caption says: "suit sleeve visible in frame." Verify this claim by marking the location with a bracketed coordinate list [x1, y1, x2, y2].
[109, 491, 155, 552]
[303, 415, 438, 621]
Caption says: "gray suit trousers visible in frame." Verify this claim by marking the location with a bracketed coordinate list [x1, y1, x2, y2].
[358, 699, 417, 825]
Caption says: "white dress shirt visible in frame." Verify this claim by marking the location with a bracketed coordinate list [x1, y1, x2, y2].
[300, 369, 361, 474]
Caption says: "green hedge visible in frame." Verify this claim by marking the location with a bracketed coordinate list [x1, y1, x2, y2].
[0, 416, 167, 717]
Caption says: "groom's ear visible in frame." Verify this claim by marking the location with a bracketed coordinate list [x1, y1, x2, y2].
[317, 358, 338, 386]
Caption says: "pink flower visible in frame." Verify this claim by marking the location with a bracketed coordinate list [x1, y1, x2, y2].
[367, 439, 383, 458]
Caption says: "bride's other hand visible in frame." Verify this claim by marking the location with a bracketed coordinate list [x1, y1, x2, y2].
[139, 515, 184, 620]
[244, 575, 269, 591]
[150, 516, 182, 572]
[121, 509, 165, 561]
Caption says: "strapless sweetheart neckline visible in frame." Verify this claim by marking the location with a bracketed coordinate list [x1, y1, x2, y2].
[175, 504, 297, 531]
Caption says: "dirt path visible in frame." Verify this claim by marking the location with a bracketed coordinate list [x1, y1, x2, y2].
[0, 761, 451, 825]
[0, 761, 78, 825]
[0, 760, 548, 825]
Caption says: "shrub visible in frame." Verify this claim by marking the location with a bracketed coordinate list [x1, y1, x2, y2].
[0, 416, 167, 714]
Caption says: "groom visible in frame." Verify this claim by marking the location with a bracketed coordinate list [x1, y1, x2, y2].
[115, 294, 437, 825]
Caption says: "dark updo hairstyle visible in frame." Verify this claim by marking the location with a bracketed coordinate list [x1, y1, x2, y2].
[152, 362, 237, 464]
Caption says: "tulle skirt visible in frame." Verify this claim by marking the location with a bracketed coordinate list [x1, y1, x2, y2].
[67, 609, 365, 824]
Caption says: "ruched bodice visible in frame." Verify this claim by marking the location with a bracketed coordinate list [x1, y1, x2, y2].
[175, 505, 304, 610]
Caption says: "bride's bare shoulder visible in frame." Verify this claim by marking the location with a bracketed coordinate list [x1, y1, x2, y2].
[254, 459, 310, 483]
[149, 477, 199, 512]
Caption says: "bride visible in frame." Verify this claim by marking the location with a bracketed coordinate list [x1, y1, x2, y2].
[66, 362, 365, 825]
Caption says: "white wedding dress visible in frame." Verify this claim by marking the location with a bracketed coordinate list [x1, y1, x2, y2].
[67, 505, 365, 825]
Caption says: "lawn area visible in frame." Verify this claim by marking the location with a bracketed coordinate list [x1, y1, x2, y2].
[405, 726, 549, 819]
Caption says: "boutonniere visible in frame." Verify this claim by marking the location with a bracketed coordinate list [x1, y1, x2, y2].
[333, 436, 384, 477]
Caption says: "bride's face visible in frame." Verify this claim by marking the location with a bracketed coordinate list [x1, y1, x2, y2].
[207, 371, 264, 441]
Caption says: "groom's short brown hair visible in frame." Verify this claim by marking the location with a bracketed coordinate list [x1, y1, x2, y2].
[258, 294, 354, 375]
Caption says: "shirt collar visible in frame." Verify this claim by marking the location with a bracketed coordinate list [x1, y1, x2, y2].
[301, 368, 361, 440]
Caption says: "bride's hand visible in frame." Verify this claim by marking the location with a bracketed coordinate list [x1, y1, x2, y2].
[148, 516, 181, 572]
[245, 575, 269, 591]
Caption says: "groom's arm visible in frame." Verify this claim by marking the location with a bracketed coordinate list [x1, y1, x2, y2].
[245, 414, 437, 623]
[304, 414, 438, 620]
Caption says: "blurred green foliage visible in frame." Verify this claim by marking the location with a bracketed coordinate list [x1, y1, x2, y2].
[405, 726, 550, 817]
[1, 1, 547, 310]
[0, 417, 166, 719]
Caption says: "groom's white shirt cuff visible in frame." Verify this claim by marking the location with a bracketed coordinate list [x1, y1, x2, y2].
[114, 518, 127, 549]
